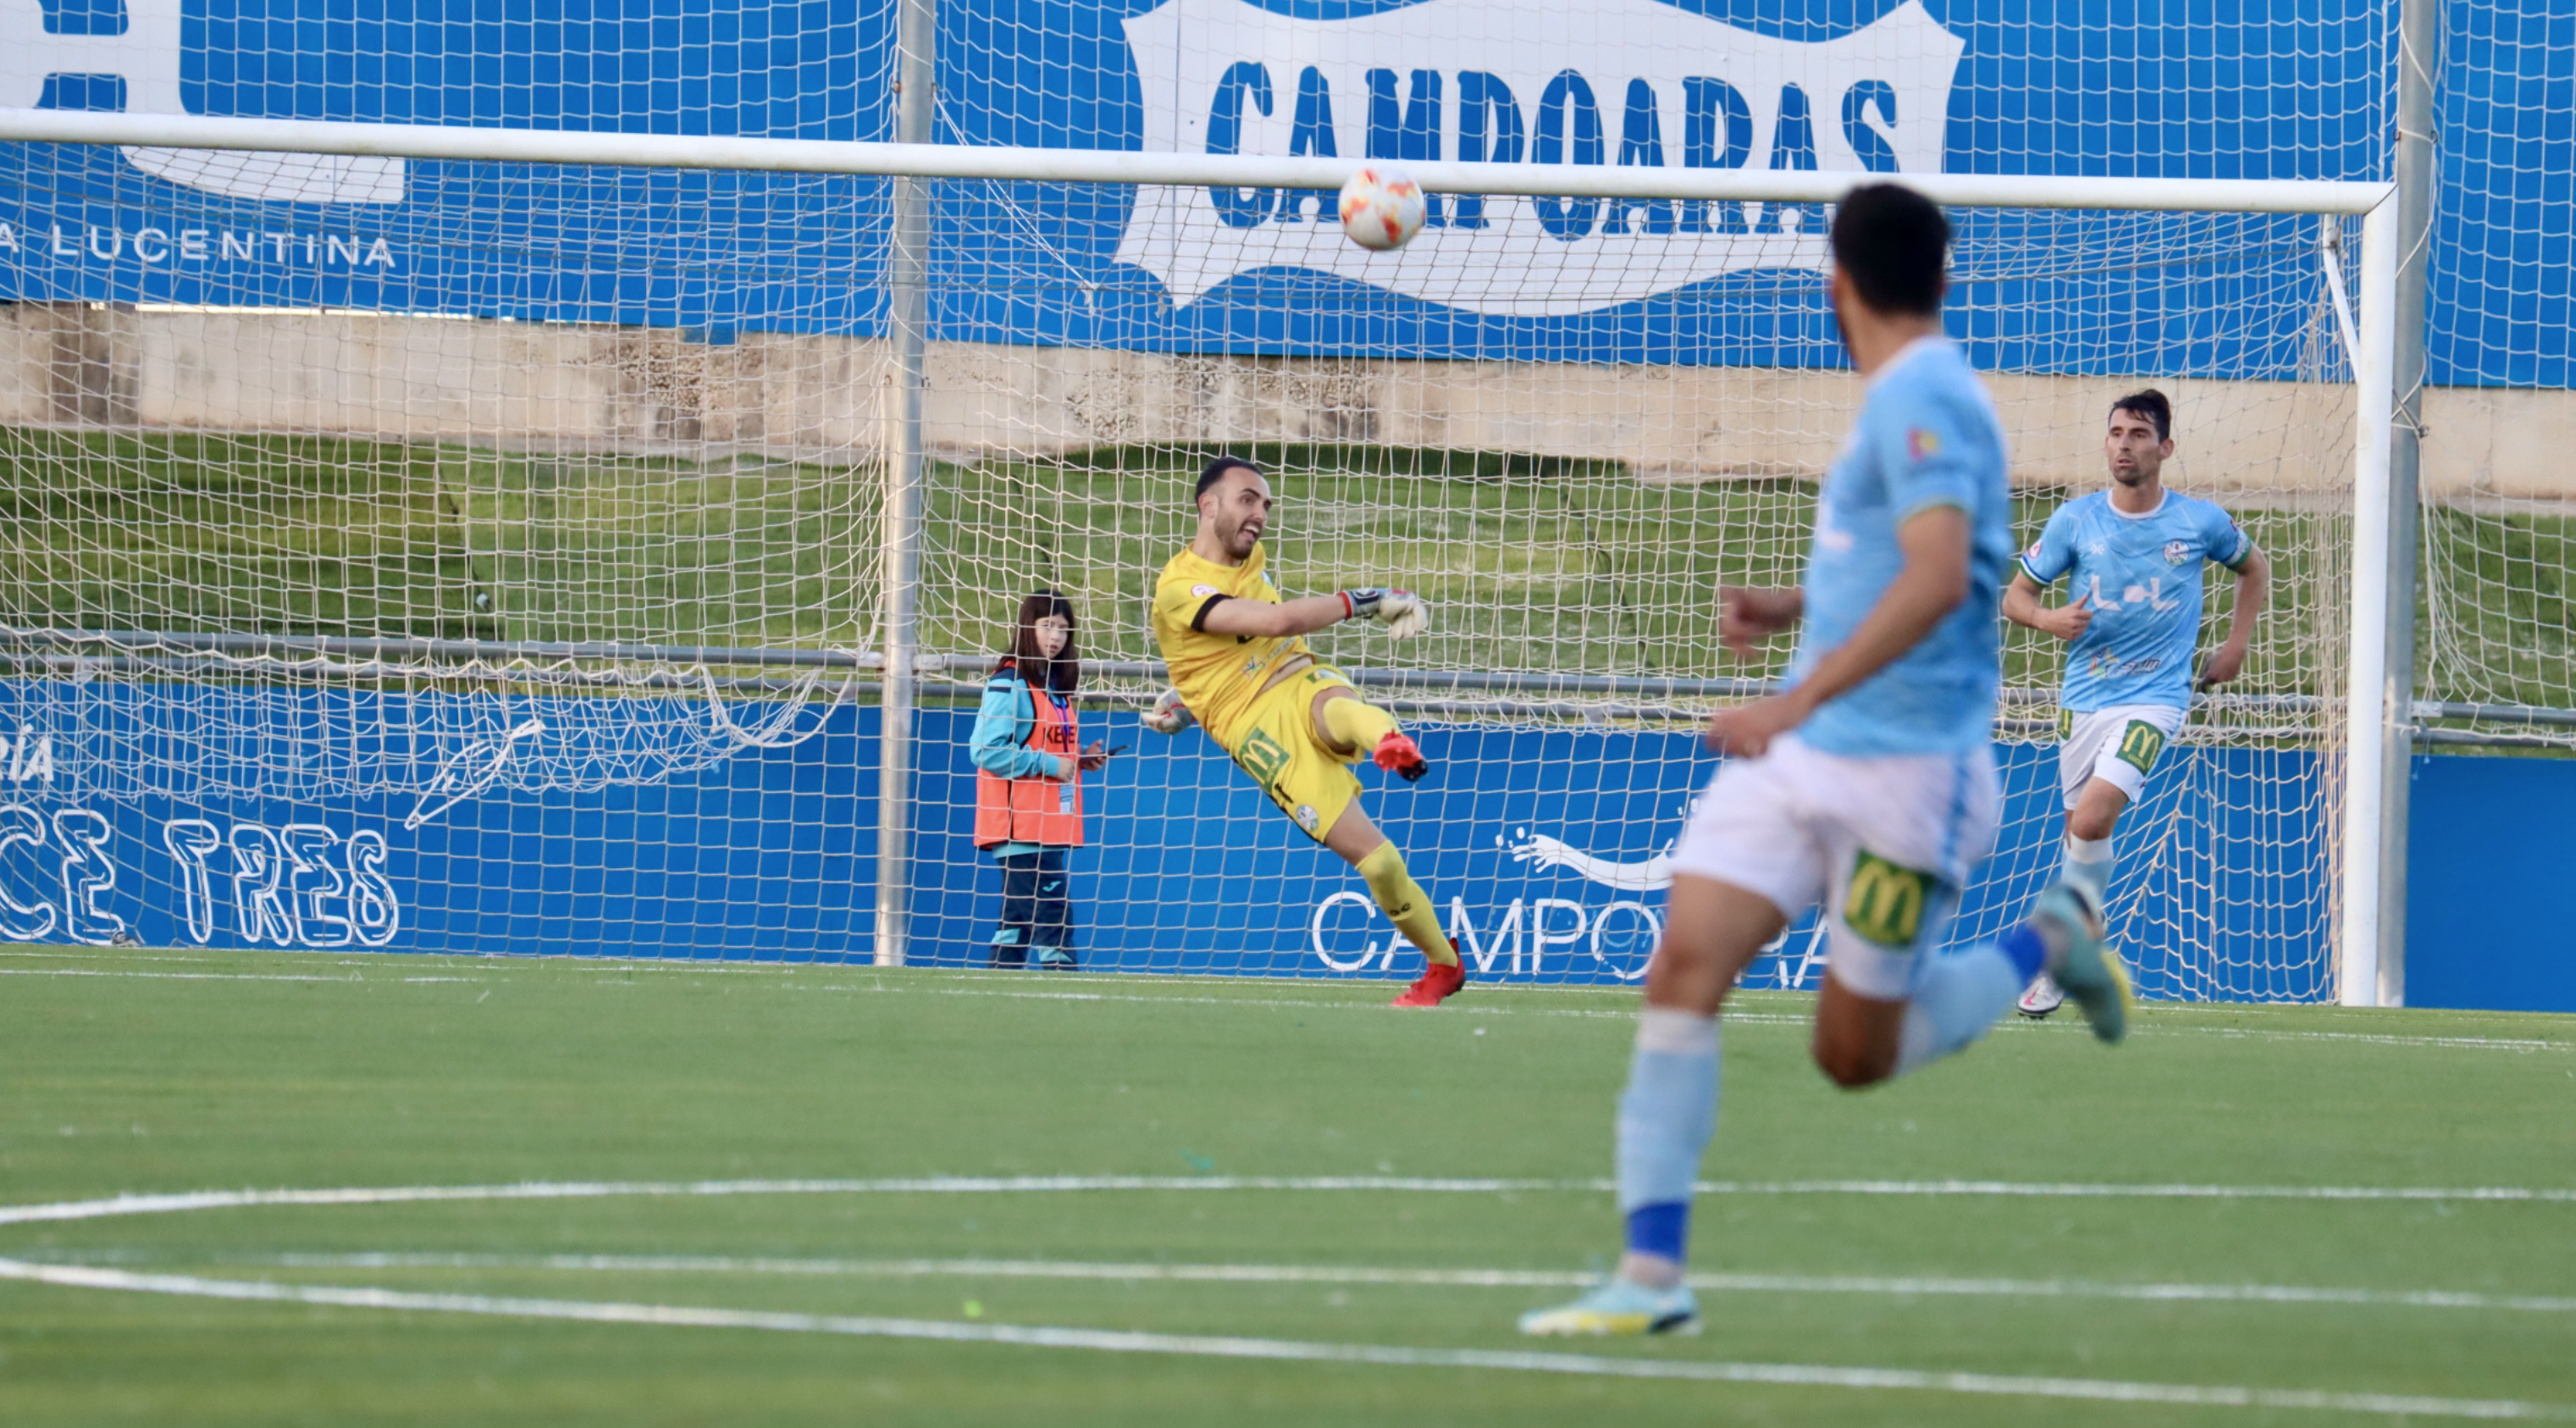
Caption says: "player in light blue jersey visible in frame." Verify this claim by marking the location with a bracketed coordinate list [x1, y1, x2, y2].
[1520, 185, 2132, 1340]
[2004, 389, 2270, 1016]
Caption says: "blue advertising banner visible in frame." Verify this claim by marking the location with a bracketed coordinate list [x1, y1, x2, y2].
[0, 683, 882, 960]
[0, 680, 2330, 1001]
[0, 0, 2562, 387]
[0, 0, 895, 329]
[2405, 754, 2576, 1015]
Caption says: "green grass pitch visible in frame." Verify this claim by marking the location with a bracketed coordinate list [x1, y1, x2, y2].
[3, 946, 2573, 1425]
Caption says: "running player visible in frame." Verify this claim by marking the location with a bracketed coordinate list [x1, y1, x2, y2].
[2005, 390, 2269, 1017]
[1143, 457, 1468, 1008]
[1518, 184, 2131, 1337]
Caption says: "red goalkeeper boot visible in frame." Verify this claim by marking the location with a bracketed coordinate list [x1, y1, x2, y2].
[1393, 945, 1468, 1007]
[1373, 731, 1429, 782]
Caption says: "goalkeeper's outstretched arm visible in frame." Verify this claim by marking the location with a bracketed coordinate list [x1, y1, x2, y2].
[1197, 587, 1429, 639]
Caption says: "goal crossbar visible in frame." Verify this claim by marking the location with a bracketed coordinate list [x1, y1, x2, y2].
[0, 108, 2391, 216]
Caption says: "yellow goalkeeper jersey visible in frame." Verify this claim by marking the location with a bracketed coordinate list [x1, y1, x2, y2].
[1151, 542, 1315, 749]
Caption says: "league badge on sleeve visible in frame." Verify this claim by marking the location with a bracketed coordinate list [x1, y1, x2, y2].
[1907, 428, 1942, 462]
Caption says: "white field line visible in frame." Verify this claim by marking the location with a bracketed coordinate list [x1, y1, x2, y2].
[209, 1252, 2576, 1315]
[0, 948, 230, 964]
[0, 967, 377, 984]
[3, 956, 2565, 1052]
[2180, 1027, 2576, 1053]
[0, 967, 479, 987]
[7, 1175, 2576, 1233]
[0, 1177, 1586, 1229]
[0, 1256, 2560, 1421]
[0, 960, 1648, 1017]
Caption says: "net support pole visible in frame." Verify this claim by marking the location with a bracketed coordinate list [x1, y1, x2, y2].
[875, 0, 935, 967]
[2376, 0, 2441, 1007]
[2340, 194, 2402, 1008]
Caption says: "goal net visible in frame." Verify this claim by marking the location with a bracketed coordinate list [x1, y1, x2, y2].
[897, 185, 2374, 1002]
[0, 119, 2386, 999]
[2407, 0, 2576, 764]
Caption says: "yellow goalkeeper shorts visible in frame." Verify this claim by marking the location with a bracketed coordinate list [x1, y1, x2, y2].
[1220, 666, 1364, 844]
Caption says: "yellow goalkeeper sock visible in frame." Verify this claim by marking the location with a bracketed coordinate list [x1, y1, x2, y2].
[1357, 840, 1457, 967]
[1320, 696, 1401, 755]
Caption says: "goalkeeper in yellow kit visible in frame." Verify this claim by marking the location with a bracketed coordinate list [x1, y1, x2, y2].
[1145, 456, 1467, 1007]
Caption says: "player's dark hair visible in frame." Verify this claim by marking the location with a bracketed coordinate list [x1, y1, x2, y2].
[998, 588, 1079, 696]
[2109, 389, 2173, 442]
[1195, 455, 1261, 503]
[1828, 184, 1950, 318]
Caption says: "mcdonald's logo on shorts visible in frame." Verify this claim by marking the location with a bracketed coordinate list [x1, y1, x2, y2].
[2116, 720, 2168, 776]
[1844, 850, 1937, 949]
[1236, 728, 1293, 786]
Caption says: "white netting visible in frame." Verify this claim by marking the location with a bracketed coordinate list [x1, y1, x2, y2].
[0, 0, 2438, 986]
[0, 0, 2435, 982]
[908, 189, 2361, 999]
[0, 142, 891, 817]
[0, 656, 854, 818]
[0, 132, 2369, 990]
[2407, 0, 2576, 755]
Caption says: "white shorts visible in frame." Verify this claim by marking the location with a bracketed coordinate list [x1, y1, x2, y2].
[1672, 734, 1999, 999]
[2058, 704, 2186, 810]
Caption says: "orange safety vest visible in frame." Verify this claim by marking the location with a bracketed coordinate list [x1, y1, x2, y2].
[973, 667, 1084, 850]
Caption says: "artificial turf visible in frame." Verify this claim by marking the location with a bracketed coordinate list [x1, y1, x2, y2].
[2, 945, 2572, 1425]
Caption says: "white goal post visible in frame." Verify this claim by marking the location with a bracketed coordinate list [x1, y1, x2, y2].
[0, 107, 2387, 215]
[0, 108, 2398, 1004]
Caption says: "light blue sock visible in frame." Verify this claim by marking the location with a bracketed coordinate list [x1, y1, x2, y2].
[1616, 1009, 1719, 1263]
[2061, 835, 2114, 901]
[1893, 941, 2029, 1076]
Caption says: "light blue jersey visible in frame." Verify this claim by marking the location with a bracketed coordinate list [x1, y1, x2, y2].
[2020, 490, 2252, 711]
[1788, 339, 2015, 757]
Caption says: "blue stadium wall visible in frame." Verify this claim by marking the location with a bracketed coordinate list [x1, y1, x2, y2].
[0, 682, 2337, 1002]
[0, 0, 2565, 385]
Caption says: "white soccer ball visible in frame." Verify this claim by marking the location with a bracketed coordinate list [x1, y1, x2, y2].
[1338, 166, 1425, 252]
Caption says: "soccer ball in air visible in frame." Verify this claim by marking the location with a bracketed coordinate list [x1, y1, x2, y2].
[1338, 166, 1425, 252]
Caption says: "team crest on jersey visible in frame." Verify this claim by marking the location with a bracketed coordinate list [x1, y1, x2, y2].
[1907, 428, 1941, 461]
[2164, 540, 2192, 566]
